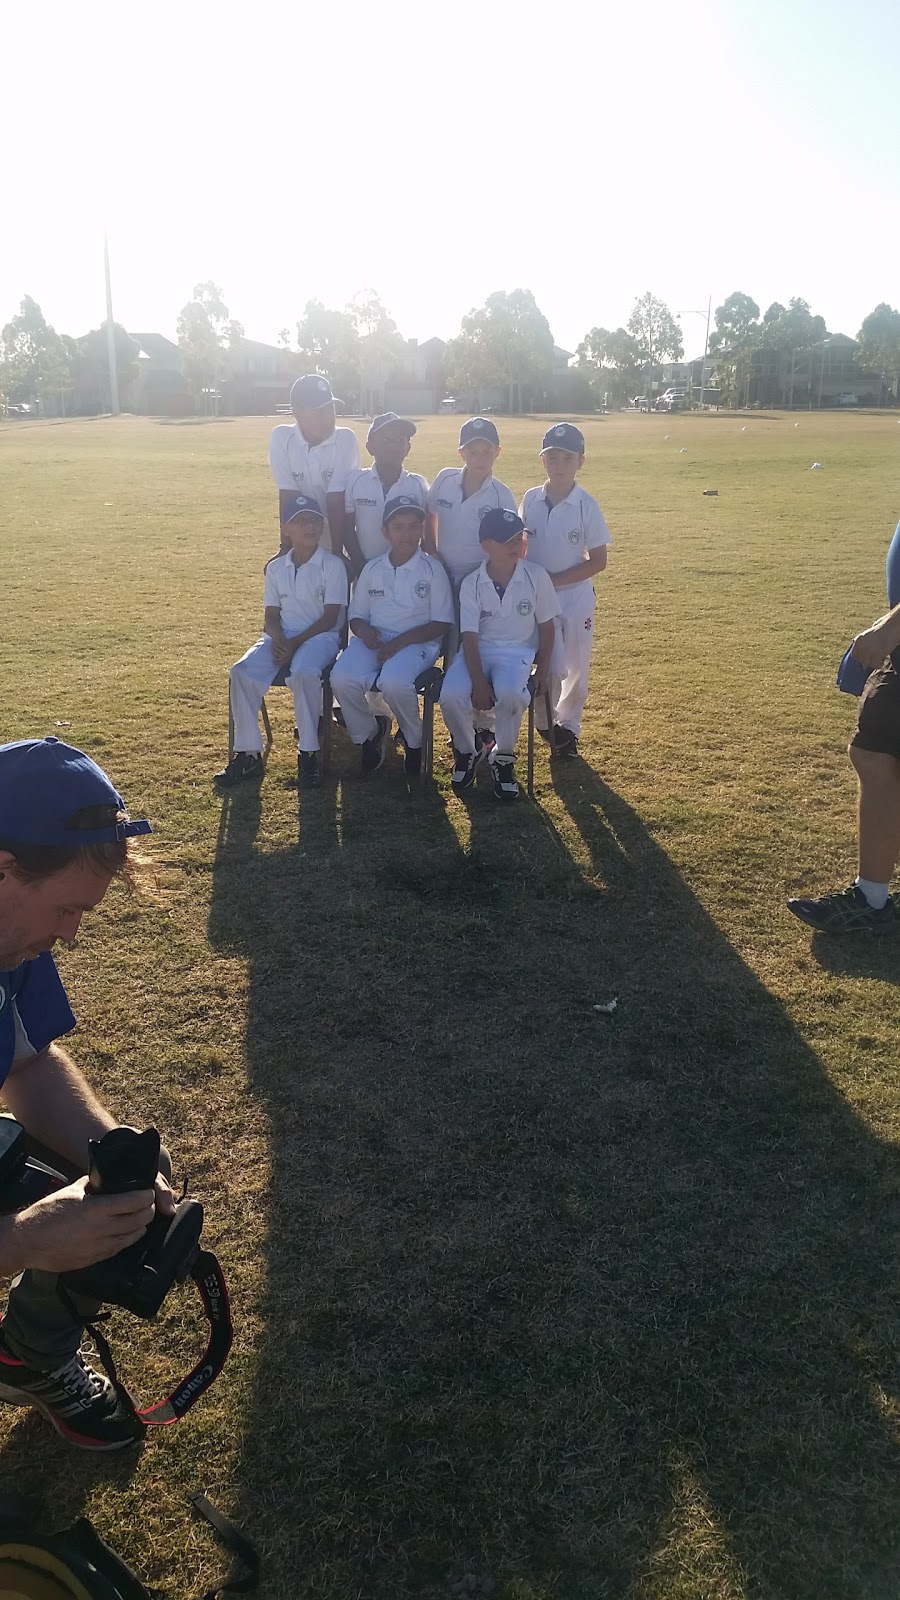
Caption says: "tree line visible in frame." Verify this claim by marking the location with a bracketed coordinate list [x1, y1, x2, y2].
[3, 281, 899, 416]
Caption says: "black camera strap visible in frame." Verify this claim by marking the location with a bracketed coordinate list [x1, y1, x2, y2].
[64, 1247, 233, 1430]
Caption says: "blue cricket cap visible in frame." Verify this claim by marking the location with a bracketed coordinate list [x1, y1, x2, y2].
[383, 494, 427, 526]
[542, 422, 585, 455]
[460, 417, 500, 448]
[366, 412, 416, 450]
[0, 738, 151, 847]
[479, 507, 525, 544]
[281, 493, 325, 524]
[290, 373, 339, 409]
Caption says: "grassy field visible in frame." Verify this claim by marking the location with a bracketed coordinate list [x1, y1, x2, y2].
[1, 408, 900, 1600]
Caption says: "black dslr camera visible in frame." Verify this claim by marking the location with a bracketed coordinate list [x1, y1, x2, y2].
[0, 1120, 231, 1426]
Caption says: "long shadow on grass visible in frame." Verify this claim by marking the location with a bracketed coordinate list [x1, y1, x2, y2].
[209, 757, 900, 1600]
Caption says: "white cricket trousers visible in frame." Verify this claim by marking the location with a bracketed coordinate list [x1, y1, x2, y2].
[229, 633, 341, 754]
[541, 579, 596, 737]
[440, 646, 533, 758]
[330, 636, 441, 749]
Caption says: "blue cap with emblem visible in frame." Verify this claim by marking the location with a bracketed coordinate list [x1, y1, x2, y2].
[459, 417, 500, 448]
[290, 373, 340, 409]
[479, 507, 525, 544]
[0, 739, 152, 846]
[383, 494, 427, 526]
[281, 493, 325, 524]
[542, 422, 585, 455]
[366, 412, 416, 450]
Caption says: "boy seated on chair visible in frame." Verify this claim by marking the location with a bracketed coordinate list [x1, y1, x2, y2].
[330, 495, 454, 779]
[214, 494, 348, 792]
[440, 508, 558, 802]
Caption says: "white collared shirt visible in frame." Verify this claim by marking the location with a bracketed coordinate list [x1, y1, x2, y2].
[519, 483, 612, 583]
[351, 549, 455, 635]
[263, 546, 349, 636]
[269, 423, 361, 551]
[459, 558, 560, 651]
[427, 468, 517, 582]
[344, 467, 430, 562]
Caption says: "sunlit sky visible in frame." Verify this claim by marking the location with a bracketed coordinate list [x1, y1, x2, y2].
[5, 0, 900, 358]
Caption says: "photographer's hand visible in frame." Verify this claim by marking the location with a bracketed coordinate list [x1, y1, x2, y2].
[5, 1179, 155, 1275]
[154, 1172, 176, 1219]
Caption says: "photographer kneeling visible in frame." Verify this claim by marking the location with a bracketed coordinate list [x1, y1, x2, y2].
[0, 737, 173, 1451]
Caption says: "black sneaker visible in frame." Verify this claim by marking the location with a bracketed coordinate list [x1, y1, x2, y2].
[550, 725, 578, 758]
[491, 754, 520, 801]
[0, 1328, 142, 1451]
[404, 743, 422, 778]
[787, 884, 898, 934]
[361, 715, 390, 774]
[213, 752, 263, 788]
[451, 746, 484, 790]
[298, 751, 320, 789]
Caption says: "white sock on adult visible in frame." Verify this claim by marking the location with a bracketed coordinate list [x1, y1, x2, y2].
[855, 876, 890, 910]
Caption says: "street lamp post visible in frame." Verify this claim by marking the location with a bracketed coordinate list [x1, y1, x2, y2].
[678, 296, 712, 406]
[817, 338, 831, 409]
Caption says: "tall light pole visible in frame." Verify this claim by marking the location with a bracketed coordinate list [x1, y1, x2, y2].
[103, 233, 119, 416]
[678, 296, 712, 405]
[817, 337, 831, 409]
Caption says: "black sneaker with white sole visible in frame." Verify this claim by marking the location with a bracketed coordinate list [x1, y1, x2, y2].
[213, 751, 263, 788]
[0, 1326, 142, 1451]
[551, 725, 578, 758]
[361, 715, 390, 774]
[298, 751, 320, 789]
[451, 745, 484, 790]
[786, 883, 899, 934]
[491, 754, 520, 801]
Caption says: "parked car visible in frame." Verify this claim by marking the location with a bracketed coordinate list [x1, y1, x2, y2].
[633, 396, 650, 410]
[655, 389, 686, 412]
[836, 393, 859, 407]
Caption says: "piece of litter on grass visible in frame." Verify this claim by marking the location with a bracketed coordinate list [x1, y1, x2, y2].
[593, 998, 618, 1013]
[811, 461, 823, 470]
[741, 425, 747, 431]
[702, 489, 718, 496]
[794, 421, 800, 427]
[680, 447, 688, 453]
[54, 720, 72, 727]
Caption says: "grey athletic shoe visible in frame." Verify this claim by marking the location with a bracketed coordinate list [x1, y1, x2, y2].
[0, 1326, 142, 1451]
[787, 883, 898, 934]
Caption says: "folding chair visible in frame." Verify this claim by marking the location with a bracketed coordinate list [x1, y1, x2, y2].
[226, 662, 338, 776]
[525, 673, 554, 798]
[414, 663, 445, 784]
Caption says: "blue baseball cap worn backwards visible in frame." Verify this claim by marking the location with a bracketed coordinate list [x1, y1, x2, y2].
[460, 417, 500, 448]
[542, 422, 585, 455]
[383, 494, 427, 525]
[0, 738, 152, 847]
[282, 493, 325, 523]
[290, 373, 339, 409]
[480, 508, 525, 544]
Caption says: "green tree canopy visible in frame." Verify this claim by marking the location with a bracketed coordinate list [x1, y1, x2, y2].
[177, 282, 244, 412]
[857, 302, 900, 387]
[626, 293, 683, 398]
[576, 326, 642, 405]
[708, 292, 760, 354]
[445, 289, 554, 412]
[0, 296, 71, 410]
[289, 299, 362, 408]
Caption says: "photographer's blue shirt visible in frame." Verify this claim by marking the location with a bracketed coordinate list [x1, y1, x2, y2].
[0, 954, 76, 1088]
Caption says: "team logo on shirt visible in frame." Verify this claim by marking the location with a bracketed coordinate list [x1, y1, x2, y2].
[323, 469, 333, 486]
[567, 528, 581, 544]
[437, 497, 453, 509]
[369, 588, 385, 597]
[478, 505, 493, 520]
[315, 585, 326, 601]
[516, 599, 534, 615]
[413, 580, 430, 599]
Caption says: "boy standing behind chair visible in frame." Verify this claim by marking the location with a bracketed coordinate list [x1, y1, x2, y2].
[331, 496, 454, 778]
[214, 495, 348, 791]
[519, 423, 611, 757]
[269, 374, 361, 555]
[440, 508, 558, 801]
[343, 413, 429, 578]
[425, 417, 517, 589]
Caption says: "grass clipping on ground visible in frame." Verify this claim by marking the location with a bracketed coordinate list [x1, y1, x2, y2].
[1, 411, 900, 1599]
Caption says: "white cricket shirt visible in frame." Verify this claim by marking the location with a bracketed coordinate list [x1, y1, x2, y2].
[519, 483, 612, 586]
[351, 549, 455, 635]
[460, 559, 560, 652]
[269, 424, 361, 548]
[263, 546, 349, 636]
[427, 469, 517, 582]
[344, 467, 430, 562]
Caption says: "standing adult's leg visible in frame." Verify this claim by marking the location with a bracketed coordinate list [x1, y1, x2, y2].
[851, 745, 900, 882]
[287, 631, 342, 752]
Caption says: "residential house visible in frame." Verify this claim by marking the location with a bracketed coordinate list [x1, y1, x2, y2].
[225, 337, 302, 415]
[746, 334, 887, 408]
[130, 333, 193, 416]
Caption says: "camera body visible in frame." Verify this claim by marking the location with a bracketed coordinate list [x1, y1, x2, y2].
[0, 1119, 204, 1319]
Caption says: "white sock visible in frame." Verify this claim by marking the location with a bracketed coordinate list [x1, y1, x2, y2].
[855, 876, 890, 910]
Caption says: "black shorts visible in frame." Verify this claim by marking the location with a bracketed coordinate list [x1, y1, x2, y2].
[851, 657, 900, 760]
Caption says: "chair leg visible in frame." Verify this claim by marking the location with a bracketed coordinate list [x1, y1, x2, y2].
[421, 688, 434, 783]
[527, 691, 536, 798]
[261, 697, 273, 764]
[321, 673, 332, 779]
